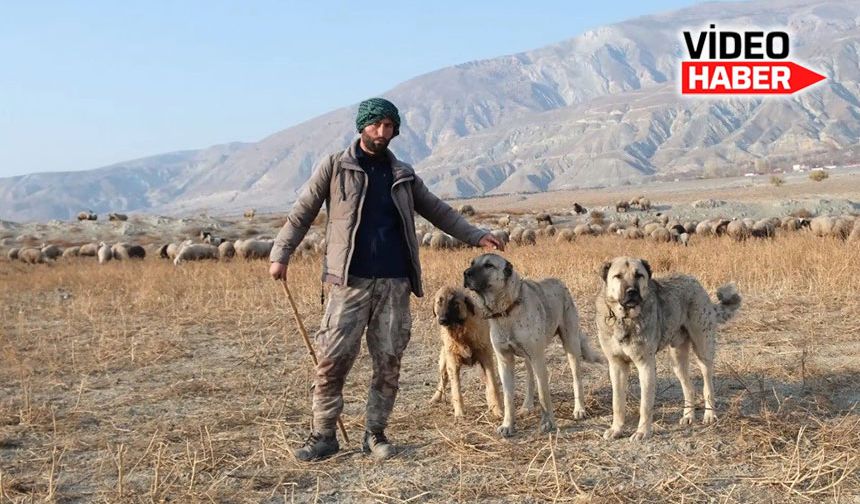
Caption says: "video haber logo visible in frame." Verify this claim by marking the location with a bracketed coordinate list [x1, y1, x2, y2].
[680, 25, 826, 95]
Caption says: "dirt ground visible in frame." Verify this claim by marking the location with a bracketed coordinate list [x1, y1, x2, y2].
[1, 176, 859, 503]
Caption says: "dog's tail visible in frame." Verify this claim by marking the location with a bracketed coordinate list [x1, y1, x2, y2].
[579, 330, 605, 364]
[713, 283, 742, 325]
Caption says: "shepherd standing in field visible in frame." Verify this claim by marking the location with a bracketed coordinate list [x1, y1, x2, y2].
[269, 98, 504, 462]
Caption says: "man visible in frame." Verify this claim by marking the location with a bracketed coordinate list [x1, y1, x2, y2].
[269, 97, 504, 462]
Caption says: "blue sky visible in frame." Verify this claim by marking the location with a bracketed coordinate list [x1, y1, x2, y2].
[0, 1, 703, 178]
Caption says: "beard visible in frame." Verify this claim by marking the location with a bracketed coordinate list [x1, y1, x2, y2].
[360, 131, 390, 154]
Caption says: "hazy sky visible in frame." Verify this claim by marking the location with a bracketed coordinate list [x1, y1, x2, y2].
[0, 1, 703, 178]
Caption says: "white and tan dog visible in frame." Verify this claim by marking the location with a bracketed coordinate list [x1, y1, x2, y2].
[596, 257, 742, 441]
[463, 253, 601, 437]
[429, 286, 503, 418]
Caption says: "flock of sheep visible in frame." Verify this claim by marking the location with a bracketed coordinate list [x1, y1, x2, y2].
[5, 201, 859, 266]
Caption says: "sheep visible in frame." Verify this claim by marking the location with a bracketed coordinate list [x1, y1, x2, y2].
[430, 232, 454, 250]
[7, 248, 19, 260]
[668, 223, 687, 236]
[98, 242, 112, 264]
[810, 216, 835, 238]
[62, 246, 80, 258]
[41, 244, 62, 260]
[520, 228, 536, 246]
[127, 245, 146, 259]
[458, 204, 476, 216]
[751, 219, 776, 239]
[832, 217, 854, 240]
[684, 221, 698, 235]
[573, 224, 592, 236]
[174, 243, 219, 265]
[536, 213, 553, 226]
[18, 247, 45, 264]
[108, 213, 128, 221]
[218, 241, 236, 260]
[679, 233, 691, 246]
[203, 233, 224, 246]
[556, 229, 575, 243]
[713, 219, 731, 236]
[490, 229, 510, 245]
[642, 222, 662, 235]
[235, 239, 273, 260]
[572, 203, 587, 215]
[79, 243, 99, 256]
[658, 215, 670, 226]
[510, 226, 525, 245]
[649, 227, 672, 243]
[589, 224, 605, 236]
[615, 200, 630, 213]
[111, 242, 145, 260]
[543, 225, 557, 237]
[696, 220, 714, 237]
[77, 211, 97, 221]
[244, 208, 256, 220]
[497, 215, 511, 228]
[848, 219, 860, 242]
[606, 222, 621, 234]
[624, 228, 645, 240]
[726, 220, 751, 242]
[639, 198, 652, 211]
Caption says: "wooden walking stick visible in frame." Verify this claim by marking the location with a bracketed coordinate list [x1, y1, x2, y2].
[281, 280, 349, 444]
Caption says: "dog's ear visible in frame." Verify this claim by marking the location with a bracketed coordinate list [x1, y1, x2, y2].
[600, 261, 611, 282]
[640, 259, 653, 279]
[503, 260, 513, 278]
[463, 295, 476, 315]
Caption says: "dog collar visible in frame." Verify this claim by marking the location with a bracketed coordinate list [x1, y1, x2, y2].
[486, 296, 522, 319]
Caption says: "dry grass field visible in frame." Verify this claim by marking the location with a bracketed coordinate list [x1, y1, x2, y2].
[1, 232, 859, 503]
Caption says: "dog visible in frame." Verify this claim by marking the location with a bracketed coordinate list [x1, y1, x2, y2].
[595, 257, 742, 441]
[463, 253, 601, 437]
[429, 286, 503, 418]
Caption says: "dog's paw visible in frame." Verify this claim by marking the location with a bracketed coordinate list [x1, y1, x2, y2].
[491, 407, 503, 419]
[539, 416, 557, 434]
[497, 424, 515, 438]
[517, 404, 534, 416]
[679, 414, 694, 426]
[629, 428, 652, 441]
[572, 408, 587, 420]
[429, 392, 443, 404]
[702, 411, 718, 425]
[603, 427, 624, 440]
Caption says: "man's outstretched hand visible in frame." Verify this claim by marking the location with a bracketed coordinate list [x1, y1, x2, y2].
[478, 233, 505, 252]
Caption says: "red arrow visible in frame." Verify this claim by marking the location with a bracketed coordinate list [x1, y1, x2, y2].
[681, 61, 826, 95]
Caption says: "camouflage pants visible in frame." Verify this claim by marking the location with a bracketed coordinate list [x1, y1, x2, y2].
[312, 276, 412, 436]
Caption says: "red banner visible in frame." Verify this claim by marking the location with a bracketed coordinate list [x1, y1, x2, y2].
[681, 61, 826, 95]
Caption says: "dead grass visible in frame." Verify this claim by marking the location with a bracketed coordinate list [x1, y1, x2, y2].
[0, 233, 858, 502]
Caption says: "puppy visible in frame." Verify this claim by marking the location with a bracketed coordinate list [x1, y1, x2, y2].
[464, 253, 601, 437]
[430, 286, 502, 418]
[596, 257, 742, 441]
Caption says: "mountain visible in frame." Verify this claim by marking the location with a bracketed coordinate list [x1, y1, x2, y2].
[1, 0, 858, 221]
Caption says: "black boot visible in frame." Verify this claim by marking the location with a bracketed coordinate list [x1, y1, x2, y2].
[362, 431, 396, 460]
[293, 432, 339, 462]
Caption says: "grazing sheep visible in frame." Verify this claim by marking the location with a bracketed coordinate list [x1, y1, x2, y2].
[458, 204, 476, 216]
[616, 200, 630, 212]
[649, 227, 672, 243]
[543, 225, 557, 237]
[713, 219, 731, 236]
[573, 224, 592, 237]
[18, 247, 45, 264]
[642, 222, 661, 235]
[639, 198, 652, 211]
[520, 228, 536, 246]
[751, 219, 776, 239]
[696, 220, 714, 237]
[668, 223, 686, 236]
[174, 243, 219, 265]
[62, 246, 80, 258]
[624, 228, 645, 240]
[98, 242, 112, 264]
[536, 213, 553, 226]
[235, 239, 273, 260]
[658, 215, 670, 226]
[79, 243, 99, 256]
[510, 226, 525, 245]
[679, 233, 691, 246]
[607, 222, 621, 234]
[430, 232, 454, 250]
[573, 203, 587, 215]
[127, 245, 146, 259]
[77, 211, 97, 221]
[589, 224, 605, 236]
[848, 219, 860, 242]
[218, 241, 235, 260]
[7, 248, 20, 260]
[41, 244, 62, 260]
[244, 208, 256, 220]
[726, 220, 751, 242]
[810, 216, 835, 238]
[556, 229, 575, 243]
[112, 242, 132, 260]
[203, 233, 224, 246]
[497, 215, 511, 228]
[832, 217, 854, 240]
[684, 221, 698, 235]
[108, 212, 128, 221]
